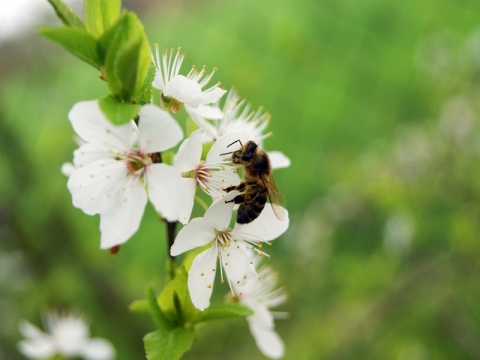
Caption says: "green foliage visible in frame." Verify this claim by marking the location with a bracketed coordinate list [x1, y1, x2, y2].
[85, 0, 121, 37]
[98, 95, 140, 125]
[37, 27, 101, 68]
[158, 267, 200, 325]
[47, 0, 85, 28]
[39, 1, 152, 124]
[198, 303, 253, 323]
[101, 12, 152, 102]
[144, 327, 195, 360]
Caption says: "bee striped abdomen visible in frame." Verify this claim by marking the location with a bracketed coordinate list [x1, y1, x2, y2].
[236, 185, 268, 224]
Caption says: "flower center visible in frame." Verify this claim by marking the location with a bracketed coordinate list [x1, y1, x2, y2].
[214, 229, 232, 247]
[161, 93, 183, 113]
[125, 149, 151, 175]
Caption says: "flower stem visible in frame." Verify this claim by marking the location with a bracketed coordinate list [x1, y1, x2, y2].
[166, 221, 177, 279]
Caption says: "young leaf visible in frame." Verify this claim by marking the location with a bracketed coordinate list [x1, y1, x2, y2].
[198, 303, 254, 323]
[47, 0, 85, 28]
[146, 287, 172, 330]
[144, 327, 195, 360]
[98, 95, 140, 125]
[134, 62, 156, 105]
[129, 299, 149, 313]
[101, 12, 151, 101]
[158, 267, 201, 325]
[38, 27, 100, 69]
[85, 0, 121, 37]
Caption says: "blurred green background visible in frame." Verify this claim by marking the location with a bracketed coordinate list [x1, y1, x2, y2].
[2, 0, 480, 359]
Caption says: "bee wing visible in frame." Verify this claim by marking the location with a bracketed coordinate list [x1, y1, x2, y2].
[261, 173, 286, 221]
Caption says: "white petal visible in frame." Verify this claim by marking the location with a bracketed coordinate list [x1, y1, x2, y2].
[81, 339, 115, 360]
[268, 151, 291, 169]
[68, 100, 135, 151]
[176, 179, 196, 225]
[188, 248, 218, 310]
[72, 143, 110, 168]
[203, 196, 235, 231]
[248, 321, 285, 359]
[170, 217, 215, 256]
[98, 176, 147, 248]
[234, 206, 289, 242]
[188, 104, 224, 119]
[146, 164, 185, 221]
[174, 129, 202, 172]
[138, 105, 183, 153]
[220, 243, 255, 288]
[200, 87, 227, 105]
[246, 302, 275, 329]
[67, 158, 127, 215]
[61, 162, 76, 177]
[207, 131, 251, 163]
[18, 338, 56, 359]
[164, 75, 202, 107]
[18, 321, 46, 340]
[185, 107, 219, 140]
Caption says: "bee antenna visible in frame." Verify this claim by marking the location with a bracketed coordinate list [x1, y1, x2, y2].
[220, 150, 234, 156]
[226, 139, 243, 148]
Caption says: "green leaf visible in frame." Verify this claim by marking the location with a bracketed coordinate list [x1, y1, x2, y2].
[47, 0, 85, 28]
[134, 62, 156, 105]
[38, 27, 101, 68]
[144, 327, 195, 360]
[85, 0, 120, 37]
[146, 287, 172, 330]
[198, 303, 254, 322]
[158, 267, 201, 325]
[129, 299, 149, 313]
[101, 12, 152, 101]
[98, 95, 140, 125]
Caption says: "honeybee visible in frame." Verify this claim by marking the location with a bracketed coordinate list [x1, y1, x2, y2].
[221, 140, 285, 224]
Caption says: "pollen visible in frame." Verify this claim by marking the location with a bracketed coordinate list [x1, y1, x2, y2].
[207, 284, 212, 289]
[243, 274, 247, 279]
[225, 262, 229, 266]
[200, 272, 205, 277]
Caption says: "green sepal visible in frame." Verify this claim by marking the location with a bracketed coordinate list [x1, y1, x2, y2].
[129, 299, 149, 313]
[47, 0, 85, 28]
[144, 327, 195, 360]
[158, 267, 201, 326]
[146, 287, 173, 330]
[198, 302, 254, 323]
[85, 0, 121, 37]
[100, 12, 152, 102]
[98, 95, 140, 125]
[38, 27, 101, 69]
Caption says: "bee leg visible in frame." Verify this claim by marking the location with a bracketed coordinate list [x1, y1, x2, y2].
[225, 194, 245, 204]
[224, 182, 246, 193]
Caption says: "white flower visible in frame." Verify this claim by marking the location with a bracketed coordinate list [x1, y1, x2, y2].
[190, 89, 291, 169]
[173, 129, 240, 224]
[153, 46, 226, 116]
[171, 196, 289, 311]
[66, 100, 185, 249]
[235, 266, 287, 359]
[18, 312, 115, 360]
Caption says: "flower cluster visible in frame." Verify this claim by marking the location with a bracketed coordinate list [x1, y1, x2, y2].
[18, 311, 115, 360]
[62, 46, 290, 358]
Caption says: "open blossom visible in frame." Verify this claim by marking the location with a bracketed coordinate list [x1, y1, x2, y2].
[234, 266, 287, 359]
[190, 89, 291, 169]
[173, 129, 240, 224]
[153, 46, 226, 117]
[66, 100, 185, 249]
[18, 311, 115, 360]
[171, 196, 289, 311]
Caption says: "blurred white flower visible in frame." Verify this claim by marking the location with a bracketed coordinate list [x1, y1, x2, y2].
[235, 265, 287, 359]
[66, 100, 185, 249]
[171, 196, 289, 311]
[190, 89, 291, 169]
[18, 311, 114, 360]
[152, 46, 226, 116]
[173, 129, 240, 224]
